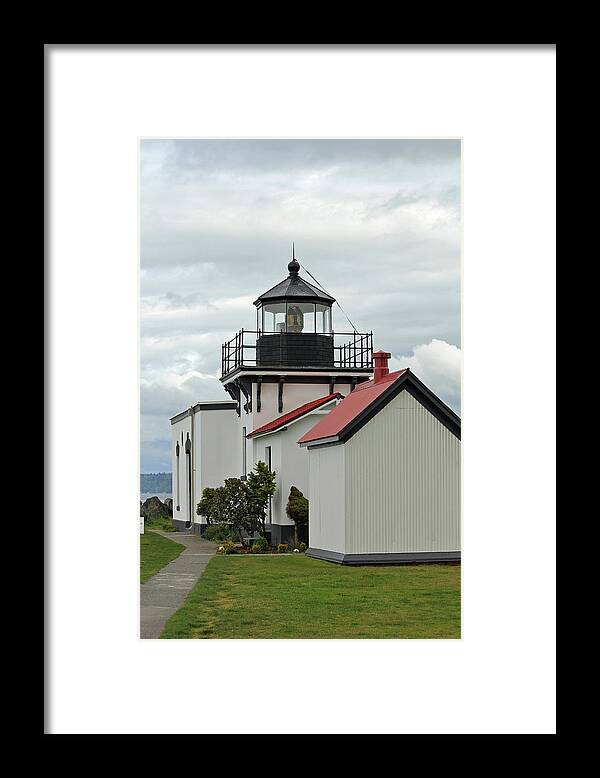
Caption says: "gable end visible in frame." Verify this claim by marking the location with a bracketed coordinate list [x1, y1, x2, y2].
[338, 372, 460, 443]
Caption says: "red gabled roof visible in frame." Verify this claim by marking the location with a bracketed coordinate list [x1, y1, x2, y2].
[297, 370, 409, 445]
[247, 393, 343, 438]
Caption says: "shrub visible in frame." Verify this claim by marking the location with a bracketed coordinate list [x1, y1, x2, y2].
[218, 540, 237, 555]
[207, 479, 263, 541]
[277, 543, 290, 554]
[203, 523, 235, 542]
[197, 487, 217, 521]
[286, 486, 309, 545]
[251, 537, 268, 553]
[298, 542, 307, 553]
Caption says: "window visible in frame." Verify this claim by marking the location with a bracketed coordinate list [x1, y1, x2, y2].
[185, 435, 192, 527]
[262, 302, 320, 333]
[288, 302, 315, 333]
[316, 303, 332, 333]
[242, 426, 247, 478]
[262, 303, 286, 333]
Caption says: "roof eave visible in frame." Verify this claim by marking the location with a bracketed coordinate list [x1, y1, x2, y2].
[253, 273, 336, 306]
[253, 294, 335, 306]
[247, 394, 342, 439]
[297, 370, 461, 445]
[336, 371, 461, 442]
[299, 434, 341, 448]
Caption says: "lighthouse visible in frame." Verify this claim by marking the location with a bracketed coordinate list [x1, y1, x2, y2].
[170, 250, 374, 542]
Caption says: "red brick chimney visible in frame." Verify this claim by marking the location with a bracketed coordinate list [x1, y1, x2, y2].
[372, 350, 391, 383]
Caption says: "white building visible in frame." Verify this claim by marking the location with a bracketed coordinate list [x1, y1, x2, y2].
[298, 352, 461, 564]
[169, 254, 460, 562]
[169, 401, 239, 532]
[245, 392, 343, 536]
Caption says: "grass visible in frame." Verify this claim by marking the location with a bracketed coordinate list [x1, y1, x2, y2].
[161, 555, 460, 639]
[140, 530, 185, 584]
[144, 515, 176, 532]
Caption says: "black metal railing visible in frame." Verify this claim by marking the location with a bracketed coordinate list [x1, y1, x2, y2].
[221, 329, 374, 377]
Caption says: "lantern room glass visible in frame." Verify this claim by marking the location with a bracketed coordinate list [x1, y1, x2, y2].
[316, 303, 332, 334]
[261, 302, 286, 333]
[260, 301, 332, 333]
[287, 302, 315, 333]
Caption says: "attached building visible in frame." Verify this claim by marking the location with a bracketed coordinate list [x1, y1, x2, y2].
[170, 401, 239, 532]
[246, 393, 343, 538]
[298, 352, 461, 564]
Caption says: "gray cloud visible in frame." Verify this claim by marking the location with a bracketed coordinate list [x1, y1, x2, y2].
[140, 139, 461, 472]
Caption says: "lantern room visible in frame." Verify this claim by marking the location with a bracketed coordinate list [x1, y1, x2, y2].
[221, 252, 374, 378]
[253, 255, 336, 367]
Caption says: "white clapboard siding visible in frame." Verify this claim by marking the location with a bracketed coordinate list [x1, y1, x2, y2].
[308, 444, 346, 553]
[344, 389, 460, 554]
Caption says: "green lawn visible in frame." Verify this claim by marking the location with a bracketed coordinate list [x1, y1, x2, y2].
[140, 530, 185, 583]
[161, 555, 460, 639]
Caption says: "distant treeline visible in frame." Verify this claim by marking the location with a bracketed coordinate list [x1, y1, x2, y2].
[140, 472, 172, 492]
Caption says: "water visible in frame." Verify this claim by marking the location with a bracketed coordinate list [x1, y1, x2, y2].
[140, 493, 172, 503]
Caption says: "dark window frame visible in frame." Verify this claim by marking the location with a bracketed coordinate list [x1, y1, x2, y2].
[242, 426, 247, 478]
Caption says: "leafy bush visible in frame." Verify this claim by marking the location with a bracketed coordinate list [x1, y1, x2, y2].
[277, 543, 290, 554]
[286, 486, 309, 545]
[298, 542, 307, 553]
[198, 466, 277, 541]
[203, 523, 235, 542]
[218, 541, 237, 555]
[203, 479, 263, 541]
[197, 487, 218, 521]
[251, 537, 268, 553]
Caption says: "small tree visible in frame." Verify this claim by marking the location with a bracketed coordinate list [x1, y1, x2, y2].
[207, 478, 262, 542]
[247, 460, 277, 538]
[286, 486, 309, 545]
[196, 487, 217, 524]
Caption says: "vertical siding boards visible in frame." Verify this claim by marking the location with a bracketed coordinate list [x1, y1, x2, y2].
[309, 446, 346, 553]
[345, 389, 460, 554]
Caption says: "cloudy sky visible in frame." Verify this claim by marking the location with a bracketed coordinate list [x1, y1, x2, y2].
[140, 139, 461, 473]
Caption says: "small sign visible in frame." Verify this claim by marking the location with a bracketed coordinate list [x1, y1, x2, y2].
[140, 515, 144, 535]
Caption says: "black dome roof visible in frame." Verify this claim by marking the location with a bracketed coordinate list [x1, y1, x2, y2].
[253, 259, 336, 307]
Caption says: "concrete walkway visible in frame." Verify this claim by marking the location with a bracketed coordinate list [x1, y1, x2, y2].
[140, 530, 218, 639]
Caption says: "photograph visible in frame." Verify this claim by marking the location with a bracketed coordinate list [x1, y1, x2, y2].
[47, 44, 555, 734]
[139, 139, 462, 639]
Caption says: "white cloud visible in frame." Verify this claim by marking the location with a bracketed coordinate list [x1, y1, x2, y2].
[390, 339, 461, 414]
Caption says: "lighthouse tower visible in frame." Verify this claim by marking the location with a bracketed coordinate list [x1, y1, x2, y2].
[171, 251, 374, 541]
